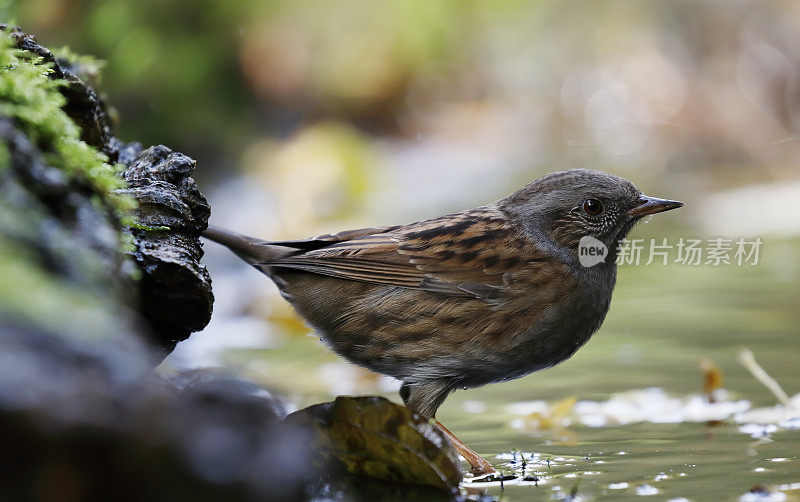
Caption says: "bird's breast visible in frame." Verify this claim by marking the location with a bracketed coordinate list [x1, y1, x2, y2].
[455, 264, 615, 387]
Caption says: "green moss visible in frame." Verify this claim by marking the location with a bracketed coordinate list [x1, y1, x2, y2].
[0, 139, 8, 170]
[128, 221, 170, 232]
[0, 30, 135, 218]
[53, 46, 106, 83]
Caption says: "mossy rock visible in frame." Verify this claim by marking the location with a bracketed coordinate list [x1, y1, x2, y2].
[0, 25, 212, 353]
[287, 396, 463, 491]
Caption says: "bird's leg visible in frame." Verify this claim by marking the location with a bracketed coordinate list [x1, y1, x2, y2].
[400, 382, 497, 476]
[434, 420, 497, 476]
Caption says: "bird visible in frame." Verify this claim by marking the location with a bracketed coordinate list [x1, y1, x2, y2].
[202, 169, 682, 475]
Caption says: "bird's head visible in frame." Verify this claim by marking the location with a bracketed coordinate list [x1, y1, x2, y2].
[500, 169, 683, 266]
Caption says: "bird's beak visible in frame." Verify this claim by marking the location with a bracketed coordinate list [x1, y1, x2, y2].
[627, 195, 684, 218]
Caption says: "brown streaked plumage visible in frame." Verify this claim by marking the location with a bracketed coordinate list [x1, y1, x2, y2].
[203, 169, 683, 475]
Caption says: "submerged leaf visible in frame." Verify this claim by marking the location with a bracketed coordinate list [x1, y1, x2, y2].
[286, 396, 462, 490]
[509, 396, 577, 441]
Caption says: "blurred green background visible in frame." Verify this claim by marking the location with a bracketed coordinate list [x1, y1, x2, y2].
[8, 0, 800, 241]
[8, 1, 800, 188]
[6, 1, 799, 499]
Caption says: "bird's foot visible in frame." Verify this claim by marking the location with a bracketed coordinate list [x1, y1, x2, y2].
[467, 458, 498, 476]
[434, 420, 497, 476]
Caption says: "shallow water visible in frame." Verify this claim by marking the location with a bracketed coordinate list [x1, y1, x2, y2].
[167, 229, 800, 500]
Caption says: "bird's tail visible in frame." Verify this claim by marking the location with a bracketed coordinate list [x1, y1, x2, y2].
[202, 226, 290, 265]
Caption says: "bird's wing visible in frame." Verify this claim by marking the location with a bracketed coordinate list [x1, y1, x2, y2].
[266, 225, 402, 252]
[261, 207, 538, 299]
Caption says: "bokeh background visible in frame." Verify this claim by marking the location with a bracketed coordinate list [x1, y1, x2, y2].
[7, 1, 799, 499]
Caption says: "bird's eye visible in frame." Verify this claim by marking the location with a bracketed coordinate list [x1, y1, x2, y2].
[582, 198, 603, 216]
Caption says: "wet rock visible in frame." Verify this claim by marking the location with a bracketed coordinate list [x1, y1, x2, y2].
[0, 114, 140, 341]
[119, 144, 214, 354]
[2, 24, 214, 355]
[163, 371, 316, 497]
[6, 26, 116, 156]
[0, 335, 319, 501]
[287, 396, 463, 491]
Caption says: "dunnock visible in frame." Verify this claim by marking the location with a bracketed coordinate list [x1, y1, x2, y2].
[204, 169, 682, 475]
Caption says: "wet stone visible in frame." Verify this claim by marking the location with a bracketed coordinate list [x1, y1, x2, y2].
[119, 144, 214, 354]
[287, 396, 463, 491]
